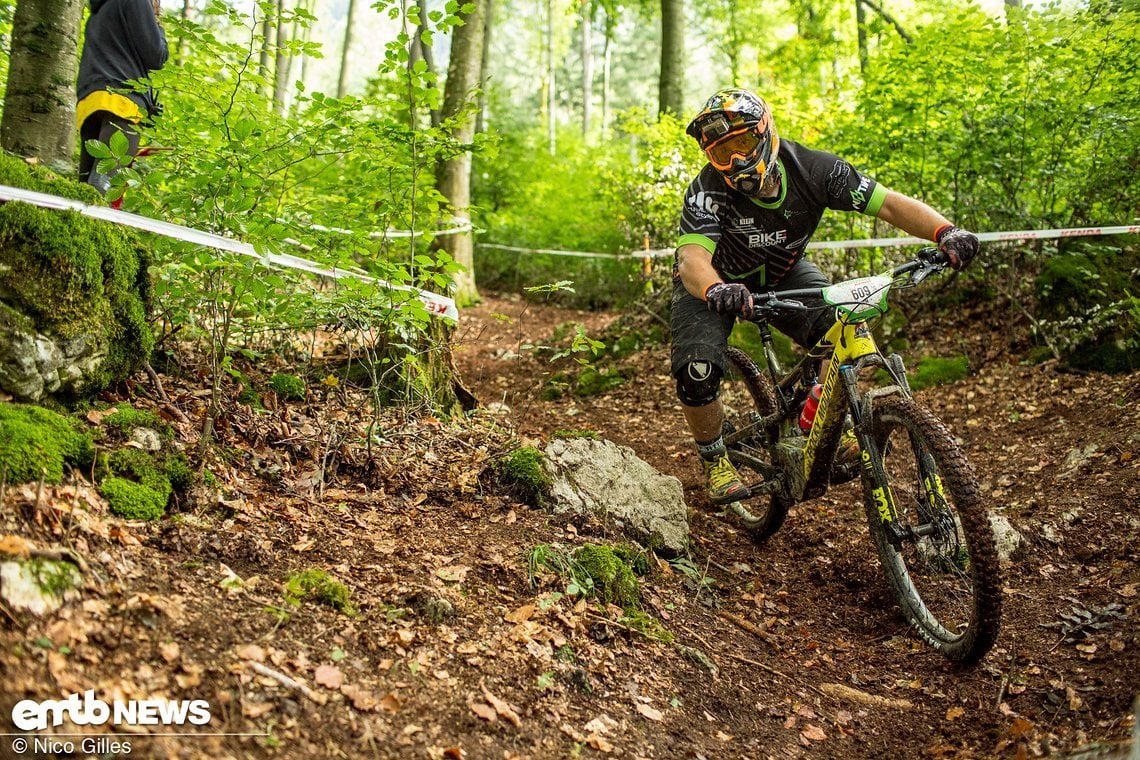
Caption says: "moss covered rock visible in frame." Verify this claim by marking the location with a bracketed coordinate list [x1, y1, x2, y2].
[0, 402, 93, 483]
[0, 153, 153, 402]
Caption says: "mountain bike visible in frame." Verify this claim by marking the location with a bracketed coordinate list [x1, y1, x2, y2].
[716, 247, 1002, 663]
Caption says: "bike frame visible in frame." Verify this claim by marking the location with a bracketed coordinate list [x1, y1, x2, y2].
[726, 262, 935, 513]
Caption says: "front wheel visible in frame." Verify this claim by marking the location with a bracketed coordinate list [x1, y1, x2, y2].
[720, 347, 791, 542]
[861, 396, 1002, 663]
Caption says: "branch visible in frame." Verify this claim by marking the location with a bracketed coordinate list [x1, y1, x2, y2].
[858, 0, 913, 44]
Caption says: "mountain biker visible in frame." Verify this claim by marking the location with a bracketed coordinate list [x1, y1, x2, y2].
[673, 88, 979, 504]
[77, 0, 168, 204]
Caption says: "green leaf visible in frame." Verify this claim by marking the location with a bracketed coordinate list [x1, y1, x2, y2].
[108, 129, 130, 157]
[84, 139, 112, 159]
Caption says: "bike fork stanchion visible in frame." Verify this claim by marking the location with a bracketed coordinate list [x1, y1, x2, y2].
[841, 365, 906, 548]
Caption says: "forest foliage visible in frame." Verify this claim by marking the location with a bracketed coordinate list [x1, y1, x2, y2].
[0, 0, 1136, 416]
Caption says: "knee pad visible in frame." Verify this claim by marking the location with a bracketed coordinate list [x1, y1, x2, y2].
[676, 360, 722, 407]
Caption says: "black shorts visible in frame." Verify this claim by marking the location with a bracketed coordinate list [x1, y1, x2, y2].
[669, 258, 835, 379]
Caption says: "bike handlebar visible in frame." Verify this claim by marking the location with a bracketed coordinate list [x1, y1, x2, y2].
[744, 246, 947, 316]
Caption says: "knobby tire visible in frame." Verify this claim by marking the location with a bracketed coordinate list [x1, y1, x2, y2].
[721, 347, 792, 541]
[863, 396, 1002, 663]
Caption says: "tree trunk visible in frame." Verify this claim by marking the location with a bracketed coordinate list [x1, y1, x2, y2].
[658, 0, 684, 117]
[435, 0, 486, 306]
[291, 0, 314, 114]
[476, 0, 494, 134]
[178, 0, 193, 64]
[337, 0, 358, 97]
[545, 0, 556, 155]
[581, 0, 593, 139]
[0, 0, 84, 173]
[409, 7, 441, 128]
[602, 9, 613, 134]
[855, 0, 868, 75]
[272, 0, 289, 113]
[259, 8, 273, 85]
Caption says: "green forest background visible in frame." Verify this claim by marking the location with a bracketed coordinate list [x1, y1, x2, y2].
[0, 0, 1137, 403]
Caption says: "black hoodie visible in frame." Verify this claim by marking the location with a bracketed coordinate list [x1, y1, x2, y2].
[77, 0, 168, 117]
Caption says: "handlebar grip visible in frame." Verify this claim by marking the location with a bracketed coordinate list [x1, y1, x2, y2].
[921, 247, 951, 267]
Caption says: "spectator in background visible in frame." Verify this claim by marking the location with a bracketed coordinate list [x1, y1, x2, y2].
[76, 0, 167, 201]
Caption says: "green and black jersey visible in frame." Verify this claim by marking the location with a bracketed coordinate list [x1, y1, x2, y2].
[678, 139, 886, 287]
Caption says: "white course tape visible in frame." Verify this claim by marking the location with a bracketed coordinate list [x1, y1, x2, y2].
[477, 242, 621, 259]
[0, 185, 458, 321]
[806, 224, 1140, 250]
[636, 223, 1140, 260]
[305, 218, 473, 240]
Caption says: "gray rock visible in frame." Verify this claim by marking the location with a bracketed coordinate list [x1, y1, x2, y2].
[542, 438, 689, 556]
[988, 514, 1025, 564]
[0, 319, 108, 402]
[130, 427, 164, 452]
[0, 559, 82, 616]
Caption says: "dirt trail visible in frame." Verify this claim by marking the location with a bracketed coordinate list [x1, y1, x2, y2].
[450, 292, 1140, 759]
[0, 292, 1135, 760]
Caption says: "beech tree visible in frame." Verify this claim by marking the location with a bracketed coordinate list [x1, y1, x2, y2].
[0, 0, 85, 172]
[658, 0, 684, 116]
[436, 0, 487, 304]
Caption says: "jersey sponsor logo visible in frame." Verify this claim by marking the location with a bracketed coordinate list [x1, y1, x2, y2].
[748, 229, 788, 247]
[825, 160, 853, 200]
[687, 191, 720, 218]
[735, 217, 755, 226]
[687, 361, 712, 381]
[850, 175, 873, 208]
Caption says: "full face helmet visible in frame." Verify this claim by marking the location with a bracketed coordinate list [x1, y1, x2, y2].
[686, 88, 780, 197]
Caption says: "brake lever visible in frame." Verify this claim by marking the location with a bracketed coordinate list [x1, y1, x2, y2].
[910, 256, 944, 286]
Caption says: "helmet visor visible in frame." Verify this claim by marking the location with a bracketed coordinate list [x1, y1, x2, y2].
[704, 128, 762, 171]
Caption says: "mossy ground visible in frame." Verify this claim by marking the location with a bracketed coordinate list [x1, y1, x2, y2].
[0, 153, 153, 401]
[94, 403, 191, 520]
[0, 403, 93, 483]
[269, 373, 306, 401]
[527, 542, 672, 643]
[285, 569, 356, 616]
[494, 446, 551, 507]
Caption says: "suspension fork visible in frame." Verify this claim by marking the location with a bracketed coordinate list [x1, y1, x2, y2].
[840, 364, 906, 546]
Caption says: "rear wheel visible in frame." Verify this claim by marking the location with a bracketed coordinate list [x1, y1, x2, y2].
[862, 396, 1002, 663]
[719, 347, 792, 541]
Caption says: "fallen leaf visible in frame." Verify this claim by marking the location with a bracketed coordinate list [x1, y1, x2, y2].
[471, 702, 497, 722]
[442, 747, 465, 760]
[636, 703, 664, 722]
[159, 642, 181, 663]
[314, 664, 344, 689]
[505, 604, 536, 623]
[801, 724, 827, 742]
[236, 644, 266, 662]
[587, 735, 614, 752]
[243, 701, 275, 718]
[1009, 717, 1034, 738]
[0, 535, 32, 557]
[436, 565, 470, 583]
[481, 684, 521, 726]
[379, 693, 402, 713]
[341, 685, 378, 711]
[946, 706, 965, 721]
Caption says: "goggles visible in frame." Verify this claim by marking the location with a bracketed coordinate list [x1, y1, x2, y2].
[704, 128, 762, 171]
